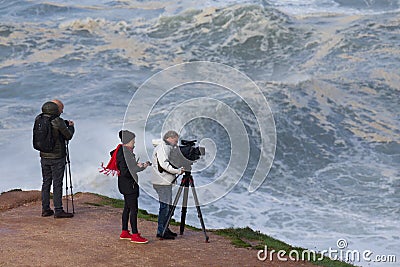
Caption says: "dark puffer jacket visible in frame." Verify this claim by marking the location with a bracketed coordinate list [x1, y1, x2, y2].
[113, 146, 145, 196]
[40, 102, 75, 159]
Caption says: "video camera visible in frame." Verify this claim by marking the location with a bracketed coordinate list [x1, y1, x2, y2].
[171, 139, 205, 171]
[179, 140, 205, 160]
[152, 138, 205, 172]
[170, 140, 206, 171]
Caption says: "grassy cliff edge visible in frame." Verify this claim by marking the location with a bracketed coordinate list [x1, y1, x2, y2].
[88, 192, 356, 267]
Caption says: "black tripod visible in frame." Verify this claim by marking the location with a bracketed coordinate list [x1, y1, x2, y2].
[162, 172, 209, 242]
[65, 141, 75, 214]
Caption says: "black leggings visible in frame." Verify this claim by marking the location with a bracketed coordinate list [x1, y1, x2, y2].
[122, 194, 138, 234]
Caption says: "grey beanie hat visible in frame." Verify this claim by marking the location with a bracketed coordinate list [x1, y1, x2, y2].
[119, 130, 135, 144]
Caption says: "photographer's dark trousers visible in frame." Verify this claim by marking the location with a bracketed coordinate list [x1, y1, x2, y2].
[153, 184, 172, 235]
[40, 157, 66, 212]
[122, 193, 138, 234]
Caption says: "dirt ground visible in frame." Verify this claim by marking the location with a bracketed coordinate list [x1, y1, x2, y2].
[0, 190, 318, 267]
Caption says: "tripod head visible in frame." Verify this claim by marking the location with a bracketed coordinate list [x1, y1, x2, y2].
[172, 170, 192, 185]
[183, 170, 192, 176]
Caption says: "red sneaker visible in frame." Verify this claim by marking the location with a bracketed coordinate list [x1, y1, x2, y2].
[120, 230, 132, 240]
[130, 233, 148, 244]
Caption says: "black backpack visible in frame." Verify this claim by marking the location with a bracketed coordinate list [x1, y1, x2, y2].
[33, 114, 56, 152]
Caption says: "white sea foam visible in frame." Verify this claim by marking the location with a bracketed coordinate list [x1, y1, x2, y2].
[1, 1, 399, 266]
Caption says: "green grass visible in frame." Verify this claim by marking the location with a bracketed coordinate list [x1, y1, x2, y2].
[81, 193, 356, 267]
[212, 227, 357, 267]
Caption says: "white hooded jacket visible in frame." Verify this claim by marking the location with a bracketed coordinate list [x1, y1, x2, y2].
[151, 141, 181, 185]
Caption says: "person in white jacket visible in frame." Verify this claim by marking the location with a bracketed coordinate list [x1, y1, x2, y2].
[152, 130, 184, 239]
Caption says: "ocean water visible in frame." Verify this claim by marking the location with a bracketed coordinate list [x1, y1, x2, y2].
[1, 0, 399, 266]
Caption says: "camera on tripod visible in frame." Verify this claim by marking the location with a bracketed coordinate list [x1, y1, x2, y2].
[153, 138, 209, 242]
[171, 139, 205, 171]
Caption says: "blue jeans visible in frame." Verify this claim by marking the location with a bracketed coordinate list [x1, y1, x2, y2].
[153, 184, 172, 235]
[40, 157, 66, 212]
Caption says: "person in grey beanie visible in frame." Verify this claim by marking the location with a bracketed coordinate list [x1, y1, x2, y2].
[101, 130, 150, 243]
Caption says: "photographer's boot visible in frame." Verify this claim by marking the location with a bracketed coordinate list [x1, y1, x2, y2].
[166, 228, 178, 237]
[41, 209, 54, 217]
[156, 232, 175, 240]
[120, 230, 132, 240]
[54, 210, 74, 218]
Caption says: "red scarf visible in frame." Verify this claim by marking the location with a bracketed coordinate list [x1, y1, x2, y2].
[99, 144, 122, 176]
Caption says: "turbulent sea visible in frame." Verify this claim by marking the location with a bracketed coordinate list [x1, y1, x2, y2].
[1, 0, 399, 266]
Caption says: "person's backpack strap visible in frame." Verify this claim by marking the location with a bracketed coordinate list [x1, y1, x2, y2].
[156, 154, 164, 173]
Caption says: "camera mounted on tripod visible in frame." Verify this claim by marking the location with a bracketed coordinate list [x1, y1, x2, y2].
[171, 139, 205, 171]
[179, 139, 205, 161]
[159, 139, 209, 242]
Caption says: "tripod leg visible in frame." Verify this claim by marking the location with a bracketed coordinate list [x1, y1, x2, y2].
[64, 158, 69, 213]
[180, 185, 189, 235]
[161, 184, 183, 237]
[67, 161, 74, 214]
[190, 181, 209, 243]
[66, 151, 74, 214]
